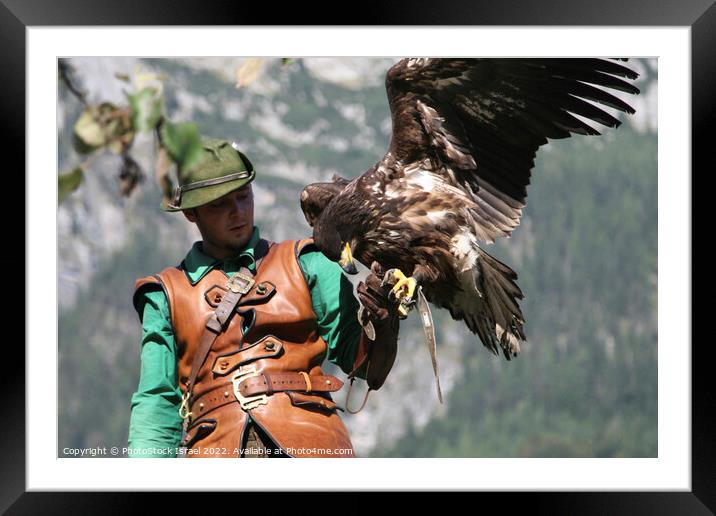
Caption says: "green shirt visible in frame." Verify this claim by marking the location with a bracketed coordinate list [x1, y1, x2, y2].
[127, 226, 364, 458]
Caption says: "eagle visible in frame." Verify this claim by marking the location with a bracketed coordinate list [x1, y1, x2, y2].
[300, 58, 640, 360]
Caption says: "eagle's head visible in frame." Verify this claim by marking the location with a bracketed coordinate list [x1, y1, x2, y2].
[313, 209, 359, 275]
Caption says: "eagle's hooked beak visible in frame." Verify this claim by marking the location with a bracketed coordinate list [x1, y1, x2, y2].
[339, 242, 358, 274]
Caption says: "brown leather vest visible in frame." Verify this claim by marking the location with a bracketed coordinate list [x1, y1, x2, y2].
[134, 238, 354, 458]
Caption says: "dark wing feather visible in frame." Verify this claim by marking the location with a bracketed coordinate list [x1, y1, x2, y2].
[383, 58, 640, 244]
[299, 175, 350, 227]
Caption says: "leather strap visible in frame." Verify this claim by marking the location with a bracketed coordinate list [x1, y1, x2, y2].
[184, 267, 253, 399]
[239, 372, 343, 397]
[188, 373, 344, 422]
[184, 239, 272, 401]
[188, 383, 238, 424]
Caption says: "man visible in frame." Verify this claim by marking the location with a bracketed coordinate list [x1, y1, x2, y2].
[128, 138, 400, 458]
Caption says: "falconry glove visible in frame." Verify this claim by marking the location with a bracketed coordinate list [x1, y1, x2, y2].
[346, 262, 400, 413]
[356, 262, 401, 328]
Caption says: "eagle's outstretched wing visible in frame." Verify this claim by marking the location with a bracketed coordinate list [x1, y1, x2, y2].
[300, 58, 640, 362]
[384, 58, 640, 244]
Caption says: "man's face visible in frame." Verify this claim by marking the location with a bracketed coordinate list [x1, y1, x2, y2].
[184, 185, 255, 259]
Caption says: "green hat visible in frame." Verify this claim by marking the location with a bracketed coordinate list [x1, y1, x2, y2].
[162, 138, 256, 212]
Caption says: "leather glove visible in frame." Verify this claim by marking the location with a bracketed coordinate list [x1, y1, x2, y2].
[349, 261, 400, 392]
[356, 261, 400, 329]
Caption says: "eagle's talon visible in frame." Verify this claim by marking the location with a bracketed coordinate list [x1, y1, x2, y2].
[392, 276, 417, 304]
[381, 269, 398, 289]
[398, 296, 417, 319]
[383, 268, 418, 305]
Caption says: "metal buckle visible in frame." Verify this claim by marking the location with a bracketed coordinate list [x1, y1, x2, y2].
[228, 271, 255, 294]
[231, 366, 269, 410]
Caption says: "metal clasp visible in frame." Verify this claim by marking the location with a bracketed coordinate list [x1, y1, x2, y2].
[228, 271, 255, 295]
[179, 391, 192, 420]
[231, 366, 269, 410]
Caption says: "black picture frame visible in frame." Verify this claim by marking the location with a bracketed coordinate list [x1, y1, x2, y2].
[5, 0, 708, 512]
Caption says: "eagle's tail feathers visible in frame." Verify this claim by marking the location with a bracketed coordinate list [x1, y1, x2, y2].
[472, 250, 526, 359]
[472, 313, 501, 357]
[441, 247, 526, 360]
[478, 251, 525, 319]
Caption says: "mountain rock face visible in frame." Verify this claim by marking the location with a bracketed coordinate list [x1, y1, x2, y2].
[58, 57, 658, 458]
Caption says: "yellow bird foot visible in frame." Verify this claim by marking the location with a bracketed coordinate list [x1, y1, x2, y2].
[387, 269, 417, 301]
[383, 269, 418, 319]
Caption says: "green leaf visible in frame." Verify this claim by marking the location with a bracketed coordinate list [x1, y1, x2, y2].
[73, 103, 125, 154]
[72, 131, 100, 155]
[58, 167, 84, 203]
[160, 121, 203, 174]
[128, 87, 164, 132]
[73, 109, 106, 148]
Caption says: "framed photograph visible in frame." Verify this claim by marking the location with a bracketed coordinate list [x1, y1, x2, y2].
[7, 0, 707, 511]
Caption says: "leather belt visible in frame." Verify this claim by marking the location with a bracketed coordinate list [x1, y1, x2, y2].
[189, 372, 344, 422]
[239, 372, 342, 397]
